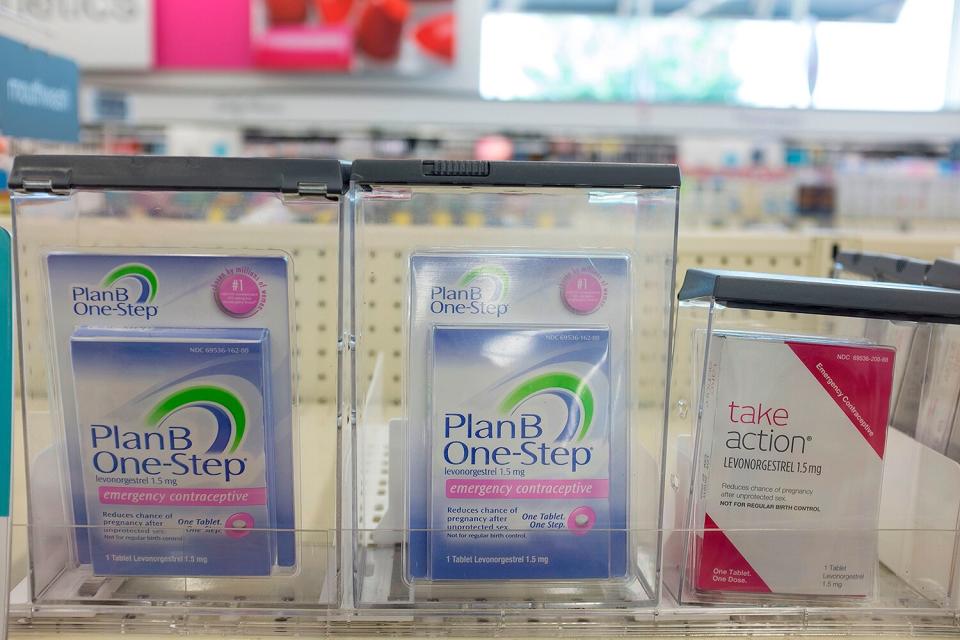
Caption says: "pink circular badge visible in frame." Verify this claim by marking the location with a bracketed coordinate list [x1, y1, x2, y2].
[567, 506, 596, 536]
[561, 270, 605, 314]
[225, 512, 255, 538]
[216, 274, 262, 318]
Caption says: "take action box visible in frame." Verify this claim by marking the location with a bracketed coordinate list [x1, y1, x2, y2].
[694, 333, 895, 597]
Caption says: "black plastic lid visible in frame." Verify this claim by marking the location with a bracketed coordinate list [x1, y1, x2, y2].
[350, 159, 680, 188]
[9, 155, 349, 195]
[833, 250, 931, 285]
[926, 259, 960, 290]
[679, 268, 960, 324]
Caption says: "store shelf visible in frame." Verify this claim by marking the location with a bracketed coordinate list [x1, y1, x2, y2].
[79, 80, 960, 142]
[5, 203, 960, 634]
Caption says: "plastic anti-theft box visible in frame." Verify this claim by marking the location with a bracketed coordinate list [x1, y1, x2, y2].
[665, 268, 960, 610]
[346, 159, 680, 608]
[9, 155, 346, 608]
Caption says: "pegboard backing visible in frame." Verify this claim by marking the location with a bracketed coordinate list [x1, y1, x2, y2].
[678, 231, 827, 276]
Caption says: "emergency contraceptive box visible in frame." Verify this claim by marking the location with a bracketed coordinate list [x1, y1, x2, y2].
[668, 269, 960, 607]
[71, 328, 275, 576]
[46, 253, 296, 577]
[407, 252, 630, 582]
[693, 332, 894, 596]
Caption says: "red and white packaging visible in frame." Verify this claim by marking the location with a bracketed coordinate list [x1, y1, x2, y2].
[692, 333, 895, 597]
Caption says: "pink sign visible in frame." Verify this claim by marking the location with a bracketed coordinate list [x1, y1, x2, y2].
[216, 273, 262, 317]
[697, 513, 772, 593]
[225, 512, 256, 538]
[787, 341, 895, 458]
[561, 269, 606, 314]
[99, 486, 267, 507]
[155, 0, 253, 69]
[567, 505, 597, 535]
[445, 479, 609, 500]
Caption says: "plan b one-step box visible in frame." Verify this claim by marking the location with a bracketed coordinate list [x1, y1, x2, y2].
[407, 252, 632, 582]
[70, 328, 281, 576]
[427, 326, 618, 580]
[71, 329, 275, 575]
[42, 253, 296, 577]
[693, 332, 894, 596]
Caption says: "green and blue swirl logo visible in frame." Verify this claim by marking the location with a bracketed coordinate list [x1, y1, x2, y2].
[147, 386, 246, 454]
[458, 265, 509, 302]
[499, 372, 594, 442]
[101, 263, 158, 304]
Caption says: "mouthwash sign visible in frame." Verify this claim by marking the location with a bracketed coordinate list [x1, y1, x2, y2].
[407, 252, 631, 581]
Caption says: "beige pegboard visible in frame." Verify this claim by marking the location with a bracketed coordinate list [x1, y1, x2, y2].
[677, 230, 828, 277]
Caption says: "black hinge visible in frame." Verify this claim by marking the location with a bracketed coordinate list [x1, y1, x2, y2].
[11, 168, 73, 194]
[422, 160, 490, 177]
[292, 181, 340, 201]
[17, 177, 72, 195]
[297, 182, 329, 196]
[20, 179, 55, 192]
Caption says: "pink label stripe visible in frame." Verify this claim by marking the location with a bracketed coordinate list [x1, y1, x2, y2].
[445, 479, 609, 500]
[697, 513, 771, 593]
[98, 486, 267, 507]
[787, 341, 894, 458]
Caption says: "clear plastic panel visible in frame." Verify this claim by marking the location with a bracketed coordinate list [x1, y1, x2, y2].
[27, 525, 333, 608]
[349, 184, 679, 607]
[831, 255, 933, 439]
[7, 525, 958, 631]
[665, 301, 960, 609]
[13, 189, 341, 607]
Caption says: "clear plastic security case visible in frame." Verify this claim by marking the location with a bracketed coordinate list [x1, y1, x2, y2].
[831, 251, 933, 441]
[346, 159, 681, 608]
[665, 269, 960, 615]
[9, 156, 346, 609]
[915, 260, 960, 463]
[832, 253, 960, 460]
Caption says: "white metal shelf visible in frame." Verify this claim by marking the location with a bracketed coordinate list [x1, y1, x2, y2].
[79, 78, 960, 142]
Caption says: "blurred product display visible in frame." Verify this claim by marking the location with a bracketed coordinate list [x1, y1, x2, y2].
[2, 0, 960, 637]
[267, 0, 310, 24]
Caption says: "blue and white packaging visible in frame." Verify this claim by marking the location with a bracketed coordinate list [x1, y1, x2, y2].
[71, 328, 275, 576]
[45, 253, 296, 575]
[407, 252, 631, 582]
